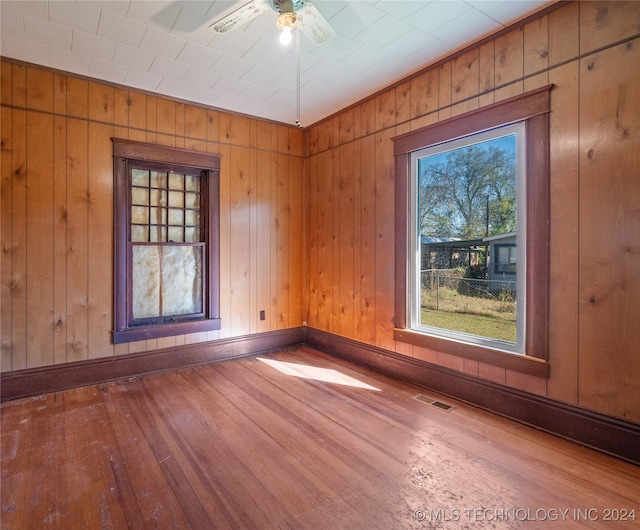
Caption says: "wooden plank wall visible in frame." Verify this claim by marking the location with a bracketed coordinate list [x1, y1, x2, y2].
[305, 1, 640, 424]
[0, 64, 304, 371]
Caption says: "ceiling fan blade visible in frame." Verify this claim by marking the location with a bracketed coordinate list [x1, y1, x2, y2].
[298, 2, 335, 44]
[209, 0, 271, 33]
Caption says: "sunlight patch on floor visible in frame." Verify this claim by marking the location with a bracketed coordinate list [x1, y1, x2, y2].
[257, 358, 380, 391]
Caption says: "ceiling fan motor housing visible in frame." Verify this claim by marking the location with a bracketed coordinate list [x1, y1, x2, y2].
[269, 0, 307, 15]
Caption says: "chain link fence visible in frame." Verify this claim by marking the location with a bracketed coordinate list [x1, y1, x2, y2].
[421, 270, 516, 321]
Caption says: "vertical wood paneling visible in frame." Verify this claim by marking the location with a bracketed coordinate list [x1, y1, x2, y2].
[315, 150, 332, 331]
[359, 134, 376, 345]
[352, 138, 363, 341]
[87, 122, 114, 360]
[549, 1, 579, 67]
[579, 0, 640, 55]
[306, 155, 317, 328]
[547, 62, 580, 405]
[374, 130, 395, 350]
[10, 108, 27, 370]
[256, 150, 272, 332]
[578, 40, 640, 421]
[277, 153, 291, 329]
[229, 145, 251, 336]
[0, 105, 13, 371]
[26, 111, 54, 368]
[66, 118, 89, 363]
[288, 155, 303, 329]
[524, 16, 549, 76]
[438, 62, 452, 121]
[338, 143, 354, 338]
[217, 143, 231, 339]
[53, 115, 67, 365]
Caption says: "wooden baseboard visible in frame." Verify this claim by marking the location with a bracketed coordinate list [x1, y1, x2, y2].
[304, 327, 640, 466]
[0, 327, 304, 401]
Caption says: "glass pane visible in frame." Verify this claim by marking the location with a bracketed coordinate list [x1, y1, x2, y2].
[131, 206, 148, 224]
[150, 188, 166, 208]
[149, 225, 166, 243]
[168, 191, 184, 208]
[417, 132, 517, 344]
[168, 226, 183, 242]
[168, 209, 184, 226]
[131, 225, 148, 242]
[185, 210, 199, 227]
[185, 175, 200, 192]
[185, 192, 199, 209]
[149, 207, 166, 226]
[150, 171, 167, 189]
[184, 227, 200, 242]
[169, 173, 185, 190]
[132, 245, 161, 319]
[131, 187, 148, 206]
[132, 169, 149, 187]
[161, 245, 203, 316]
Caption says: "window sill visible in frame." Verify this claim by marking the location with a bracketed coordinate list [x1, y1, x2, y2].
[394, 328, 549, 378]
[114, 318, 222, 344]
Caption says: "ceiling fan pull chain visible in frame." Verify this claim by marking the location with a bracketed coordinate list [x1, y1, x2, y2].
[296, 24, 301, 127]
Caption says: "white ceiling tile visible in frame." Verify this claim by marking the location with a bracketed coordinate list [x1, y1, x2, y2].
[0, 9, 25, 39]
[211, 53, 253, 78]
[50, 46, 91, 76]
[240, 82, 276, 102]
[149, 55, 191, 80]
[97, 10, 146, 48]
[242, 37, 293, 68]
[355, 12, 413, 49]
[89, 57, 129, 82]
[209, 28, 260, 58]
[139, 26, 188, 59]
[407, 1, 473, 33]
[329, 2, 386, 39]
[124, 68, 163, 92]
[49, 1, 101, 35]
[212, 91, 249, 112]
[72, 30, 117, 61]
[176, 41, 222, 70]
[373, 0, 425, 19]
[471, 1, 550, 24]
[156, 76, 193, 98]
[430, 9, 500, 45]
[112, 43, 156, 70]
[1, 0, 48, 20]
[213, 74, 253, 94]
[268, 70, 296, 94]
[83, 1, 129, 18]
[126, 0, 183, 31]
[241, 63, 282, 86]
[1, 34, 49, 65]
[24, 16, 73, 50]
[181, 65, 220, 88]
[186, 85, 223, 106]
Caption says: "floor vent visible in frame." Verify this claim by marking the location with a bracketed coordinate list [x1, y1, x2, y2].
[414, 394, 454, 412]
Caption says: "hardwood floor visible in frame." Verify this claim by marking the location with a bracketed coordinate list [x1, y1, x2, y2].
[2, 347, 639, 529]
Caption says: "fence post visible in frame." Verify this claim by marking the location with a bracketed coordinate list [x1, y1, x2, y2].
[436, 274, 440, 310]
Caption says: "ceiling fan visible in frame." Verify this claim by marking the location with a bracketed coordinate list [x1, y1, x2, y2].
[210, 0, 335, 45]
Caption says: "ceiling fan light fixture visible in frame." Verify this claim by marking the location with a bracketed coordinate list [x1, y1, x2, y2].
[276, 0, 297, 45]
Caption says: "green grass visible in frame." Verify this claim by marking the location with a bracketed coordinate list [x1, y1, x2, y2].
[420, 308, 516, 343]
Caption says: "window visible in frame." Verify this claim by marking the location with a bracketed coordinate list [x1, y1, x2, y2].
[393, 87, 552, 376]
[112, 139, 221, 343]
[494, 244, 517, 275]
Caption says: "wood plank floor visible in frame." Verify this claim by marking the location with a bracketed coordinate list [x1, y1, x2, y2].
[2, 347, 639, 529]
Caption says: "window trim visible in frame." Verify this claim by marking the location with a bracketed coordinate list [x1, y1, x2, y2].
[112, 138, 221, 344]
[393, 86, 552, 377]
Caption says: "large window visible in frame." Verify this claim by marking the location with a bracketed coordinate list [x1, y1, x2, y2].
[393, 87, 551, 376]
[411, 124, 525, 353]
[112, 139, 221, 343]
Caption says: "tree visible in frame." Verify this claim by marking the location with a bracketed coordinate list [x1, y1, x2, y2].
[418, 140, 516, 239]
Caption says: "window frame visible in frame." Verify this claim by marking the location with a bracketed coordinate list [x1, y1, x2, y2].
[393, 86, 552, 377]
[112, 138, 221, 344]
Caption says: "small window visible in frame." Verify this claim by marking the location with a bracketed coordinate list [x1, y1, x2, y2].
[494, 244, 517, 275]
[112, 139, 221, 343]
